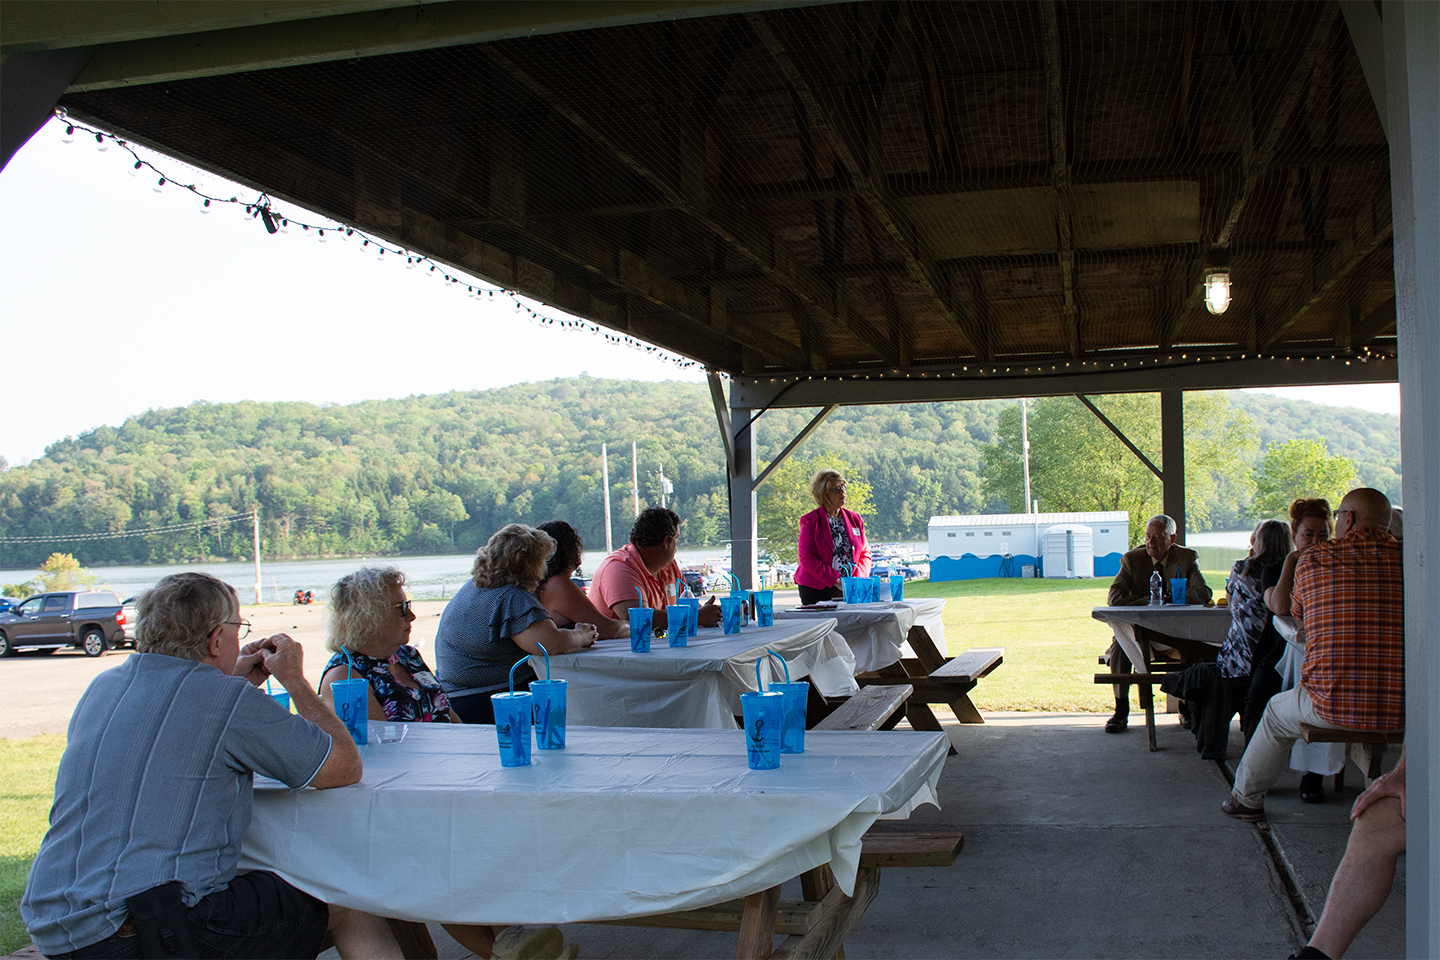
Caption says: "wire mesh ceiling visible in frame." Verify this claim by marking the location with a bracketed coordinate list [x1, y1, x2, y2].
[60, 0, 1393, 379]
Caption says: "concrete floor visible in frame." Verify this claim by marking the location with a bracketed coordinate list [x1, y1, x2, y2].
[350, 711, 1404, 960]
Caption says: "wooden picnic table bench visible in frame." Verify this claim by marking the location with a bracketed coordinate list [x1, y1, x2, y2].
[597, 823, 965, 959]
[1300, 723, 1404, 790]
[857, 629, 1003, 746]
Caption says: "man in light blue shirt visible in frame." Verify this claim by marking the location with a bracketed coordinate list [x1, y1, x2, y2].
[22, 572, 396, 958]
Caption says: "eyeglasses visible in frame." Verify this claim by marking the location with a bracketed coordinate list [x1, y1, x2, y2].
[1334, 509, 1354, 523]
[391, 599, 413, 616]
[829, 483, 847, 492]
[224, 619, 251, 640]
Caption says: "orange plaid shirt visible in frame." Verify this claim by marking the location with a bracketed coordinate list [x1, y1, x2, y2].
[1292, 528, 1404, 729]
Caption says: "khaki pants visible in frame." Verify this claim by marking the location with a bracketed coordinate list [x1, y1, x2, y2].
[1231, 685, 1347, 807]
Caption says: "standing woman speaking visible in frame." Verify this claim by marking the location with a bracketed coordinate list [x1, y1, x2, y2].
[795, 469, 872, 604]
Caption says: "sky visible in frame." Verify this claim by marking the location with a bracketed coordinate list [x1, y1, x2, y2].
[0, 117, 1400, 468]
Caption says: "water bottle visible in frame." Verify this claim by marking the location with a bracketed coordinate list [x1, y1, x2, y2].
[1149, 570, 1163, 606]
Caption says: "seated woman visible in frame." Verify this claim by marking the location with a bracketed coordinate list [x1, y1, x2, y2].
[795, 469, 872, 605]
[436, 524, 597, 724]
[535, 520, 629, 639]
[319, 566, 568, 959]
[318, 565, 458, 723]
[1163, 519, 1290, 760]
[1219, 520, 1292, 738]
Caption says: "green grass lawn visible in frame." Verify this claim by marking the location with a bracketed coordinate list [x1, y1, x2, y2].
[1, 734, 63, 954]
[904, 569, 1228, 712]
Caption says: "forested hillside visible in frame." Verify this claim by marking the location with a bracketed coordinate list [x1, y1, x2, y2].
[0, 378, 1402, 567]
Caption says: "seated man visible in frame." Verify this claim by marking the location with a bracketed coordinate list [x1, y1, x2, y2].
[1102, 513, 1213, 732]
[1289, 747, 1406, 959]
[23, 572, 397, 959]
[1222, 488, 1403, 820]
[590, 507, 720, 632]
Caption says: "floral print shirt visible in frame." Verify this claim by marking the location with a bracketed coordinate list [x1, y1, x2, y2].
[322, 644, 452, 722]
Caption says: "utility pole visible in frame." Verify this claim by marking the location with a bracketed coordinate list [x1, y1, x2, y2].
[601, 442, 613, 552]
[252, 508, 262, 605]
[1020, 399, 1033, 515]
[631, 440, 640, 519]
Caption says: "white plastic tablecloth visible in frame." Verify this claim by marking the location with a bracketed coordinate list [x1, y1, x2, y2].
[1091, 605, 1230, 673]
[775, 599, 948, 674]
[1273, 616, 1346, 775]
[239, 722, 947, 925]
[545, 619, 859, 729]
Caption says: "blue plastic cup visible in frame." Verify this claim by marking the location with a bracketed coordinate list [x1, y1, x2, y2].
[330, 677, 369, 745]
[530, 680, 567, 750]
[491, 691, 533, 766]
[753, 590, 774, 627]
[840, 576, 858, 603]
[870, 577, 885, 602]
[680, 596, 700, 634]
[1170, 578, 1187, 605]
[666, 604, 689, 646]
[889, 575, 904, 601]
[740, 691, 784, 770]
[770, 680, 809, 754]
[629, 607, 653, 652]
[720, 596, 743, 635]
[270, 690, 292, 712]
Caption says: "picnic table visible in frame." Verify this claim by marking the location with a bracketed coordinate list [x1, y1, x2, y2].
[1092, 605, 1230, 750]
[778, 598, 1001, 735]
[545, 619, 858, 729]
[774, 598, 947, 673]
[238, 722, 949, 958]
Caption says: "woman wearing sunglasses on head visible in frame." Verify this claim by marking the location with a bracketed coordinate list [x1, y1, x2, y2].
[318, 565, 460, 723]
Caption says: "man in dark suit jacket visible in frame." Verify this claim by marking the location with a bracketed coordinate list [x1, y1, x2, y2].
[1103, 514, 1213, 732]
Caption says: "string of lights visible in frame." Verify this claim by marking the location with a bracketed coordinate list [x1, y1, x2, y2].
[53, 109, 708, 373]
[0, 511, 255, 545]
[52, 109, 1389, 387]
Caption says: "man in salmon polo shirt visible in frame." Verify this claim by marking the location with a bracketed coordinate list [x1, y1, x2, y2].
[590, 507, 721, 633]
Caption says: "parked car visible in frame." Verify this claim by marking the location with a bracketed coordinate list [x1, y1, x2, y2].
[0, 590, 127, 657]
[120, 596, 139, 644]
[680, 570, 707, 596]
[0, 596, 21, 614]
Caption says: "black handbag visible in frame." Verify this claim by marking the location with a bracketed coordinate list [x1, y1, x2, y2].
[124, 882, 201, 958]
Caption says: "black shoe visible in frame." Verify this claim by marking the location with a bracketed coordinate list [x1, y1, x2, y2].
[1104, 711, 1129, 733]
[1300, 772, 1325, 804]
[1288, 947, 1331, 959]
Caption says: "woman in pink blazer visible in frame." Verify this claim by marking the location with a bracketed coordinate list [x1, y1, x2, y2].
[795, 469, 872, 604]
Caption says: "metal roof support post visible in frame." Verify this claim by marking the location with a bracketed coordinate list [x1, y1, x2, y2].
[1385, 3, 1439, 955]
[727, 395, 758, 591]
[1160, 391, 1185, 542]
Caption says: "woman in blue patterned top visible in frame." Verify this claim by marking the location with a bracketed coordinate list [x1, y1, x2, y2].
[319, 566, 459, 723]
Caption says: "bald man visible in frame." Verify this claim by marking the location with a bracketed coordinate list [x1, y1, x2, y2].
[1223, 488, 1404, 821]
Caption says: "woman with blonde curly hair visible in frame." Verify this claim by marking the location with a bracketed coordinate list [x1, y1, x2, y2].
[318, 565, 459, 723]
[436, 524, 597, 724]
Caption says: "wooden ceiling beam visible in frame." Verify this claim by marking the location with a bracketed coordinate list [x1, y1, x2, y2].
[480, 42, 893, 367]
[748, 9, 986, 358]
[1350, 296, 1397, 346]
[1257, 194, 1393, 345]
[1042, 1, 1079, 358]
[1166, 1, 1339, 348]
[1212, 1, 1339, 248]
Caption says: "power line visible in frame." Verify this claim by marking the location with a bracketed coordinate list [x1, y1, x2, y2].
[0, 512, 254, 545]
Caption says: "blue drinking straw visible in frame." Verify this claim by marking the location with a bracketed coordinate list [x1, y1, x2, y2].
[343, 647, 357, 681]
[636, 586, 645, 606]
[754, 656, 767, 692]
[675, 577, 687, 599]
[534, 642, 550, 681]
[765, 648, 791, 682]
[508, 655, 531, 694]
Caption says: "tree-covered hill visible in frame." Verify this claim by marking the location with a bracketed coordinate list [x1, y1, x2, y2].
[0, 379, 1402, 567]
